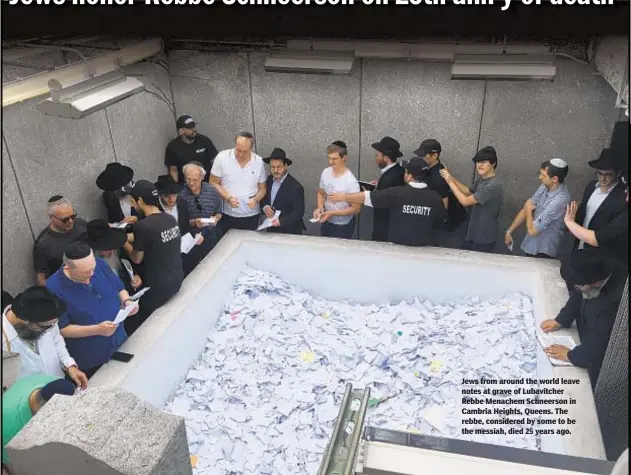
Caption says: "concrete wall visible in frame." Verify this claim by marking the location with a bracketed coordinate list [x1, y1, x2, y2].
[2, 49, 621, 293]
[1, 56, 176, 295]
[168, 51, 619, 249]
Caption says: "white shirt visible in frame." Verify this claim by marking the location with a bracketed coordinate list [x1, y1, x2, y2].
[319, 167, 360, 226]
[211, 148, 267, 218]
[160, 197, 179, 222]
[579, 182, 617, 249]
[119, 194, 133, 218]
[2, 307, 76, 380]
[380, 162, 397, 175]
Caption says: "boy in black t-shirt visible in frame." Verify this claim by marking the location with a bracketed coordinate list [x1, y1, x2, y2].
[328, 158, 444, 247]
[122, 180, 184, 334]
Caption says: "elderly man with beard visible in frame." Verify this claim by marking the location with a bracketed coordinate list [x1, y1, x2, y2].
[540, 248, 625, 388]
[2, 287, 87, 389]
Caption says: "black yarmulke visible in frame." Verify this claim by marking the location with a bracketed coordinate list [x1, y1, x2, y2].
[331, 140, 347, 149]
[64, 241, 91, 260]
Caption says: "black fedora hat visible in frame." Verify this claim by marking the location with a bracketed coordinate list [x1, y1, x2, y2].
[155, 175, 185, 195]
[371, 136, 403, 159]
[12, 286, 67, 323]
[80, 219, 127, 251]
[263, 147, 292, 166]
[588, 148, 622, 172]
[560, 249, 611, 286]
[96, 163, 134, 191]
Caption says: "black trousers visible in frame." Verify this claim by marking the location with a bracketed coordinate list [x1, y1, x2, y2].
[221, 214, 260, 232]
[124, 283, 181, 335]
[321, 217, 356, 239]
[461, 241, 496, 253]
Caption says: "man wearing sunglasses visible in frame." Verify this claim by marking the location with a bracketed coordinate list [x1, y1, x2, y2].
[1, 287, 87, 390]
[566, 149, 627, 271]
[33, 196, 87, 287]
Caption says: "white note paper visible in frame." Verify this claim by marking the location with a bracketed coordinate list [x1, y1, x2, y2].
[200, 217, 216, 226]
[537, 332, 577, 366]
[121, 259, 134, 281]
[180, 233, 202, 254]
[129, 287, 151, 301]
[113, 301, 139, 325]
[257, 211, 281, 231]
[309, 218, 320, 223]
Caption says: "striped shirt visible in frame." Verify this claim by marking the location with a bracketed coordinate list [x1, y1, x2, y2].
[179, 183, 222, 221]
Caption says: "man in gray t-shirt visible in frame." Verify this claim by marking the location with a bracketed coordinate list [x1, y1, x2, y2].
[440, 146, 503, 253]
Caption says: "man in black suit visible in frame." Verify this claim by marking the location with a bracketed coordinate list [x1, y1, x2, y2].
[569, 149, 628, 272]
[260, 148, 306, 235]
[367, 136, 406, 242]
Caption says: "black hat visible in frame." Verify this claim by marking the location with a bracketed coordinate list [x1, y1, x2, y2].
[560, 249, 611, 286]
[263, 148, 293, 166]
[81, 219, 127, 251]
[472, 146, 498, 164]
[155, 175, 185, 195]
[12, 286, 67, 323]
[371, 136, 403, 159]
[176, 115, 196, 129]
[122, 180, 160, 205]
[403, 157, 430, 181]
[588, 148, 622, 172]
[413, 139, 442, 157]
[40, 379, 76, 402]
[96, 163, 134, 192]
[65, 241, 92, 260]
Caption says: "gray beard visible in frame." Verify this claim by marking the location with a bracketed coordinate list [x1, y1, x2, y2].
[14, 323, 43, 341]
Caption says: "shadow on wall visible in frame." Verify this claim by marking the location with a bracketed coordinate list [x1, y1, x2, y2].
[1, 51, 620, 294]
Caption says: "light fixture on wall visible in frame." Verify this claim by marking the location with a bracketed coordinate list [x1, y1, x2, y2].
[37, 71, 144, 119]
[264, 52, 354, 75]
[451, 54, 556, 81]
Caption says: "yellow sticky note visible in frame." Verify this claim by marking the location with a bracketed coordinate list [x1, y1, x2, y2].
[300, 351, 315, 363]
[321, 313, 330, 320]
[413, 371, 420, 378]
[430, 360, 442, 373]
[190, 455, 198, 468]
[408, 427, 421, 434]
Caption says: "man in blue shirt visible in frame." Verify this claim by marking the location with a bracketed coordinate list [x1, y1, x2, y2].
[505, 158, 571, 259]
[46, 242, 139, 378]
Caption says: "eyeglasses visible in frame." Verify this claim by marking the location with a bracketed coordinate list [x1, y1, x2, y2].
[54, 213, 77, 224]
[194, 196, 203, 212]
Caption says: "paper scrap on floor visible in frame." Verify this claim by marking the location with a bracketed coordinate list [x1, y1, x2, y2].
[536, 332, 577, 367]
[113, 301, 139, 325]
[257, 210, 282, 231]
[164, 266, 541, 475]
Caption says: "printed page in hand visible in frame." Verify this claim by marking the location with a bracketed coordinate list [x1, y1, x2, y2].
[536, 332, 577, 366]
[257, 210, 282, 231]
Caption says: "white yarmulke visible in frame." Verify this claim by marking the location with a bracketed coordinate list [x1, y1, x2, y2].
[550, 158, 568, 168]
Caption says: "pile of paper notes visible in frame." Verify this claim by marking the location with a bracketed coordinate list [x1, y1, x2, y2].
[164, 267, 540, 474]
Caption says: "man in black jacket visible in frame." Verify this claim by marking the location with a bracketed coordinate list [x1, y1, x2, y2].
[570, 149, 627, 270]
[367, 137, 406, 242]
[260, 148, 306, 235]
[540, 248, 625, 389]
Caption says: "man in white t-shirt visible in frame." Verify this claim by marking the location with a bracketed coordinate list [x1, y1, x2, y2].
[313, 141, 361, 239]
[210, 131, 268, 231]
